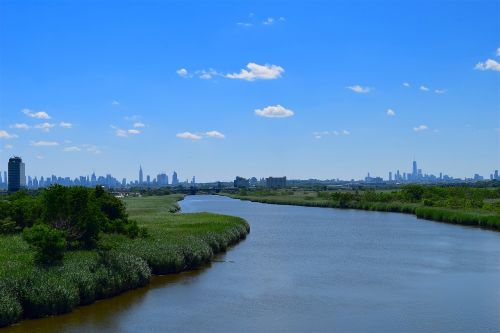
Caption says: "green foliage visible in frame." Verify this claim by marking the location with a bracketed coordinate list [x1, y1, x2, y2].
[0, 218, 17, 234]
[23, 224, 67, 265]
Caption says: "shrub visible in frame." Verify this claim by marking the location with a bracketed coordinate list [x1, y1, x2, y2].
[0, 218, 17, 234]
[23, 224, 67, 265]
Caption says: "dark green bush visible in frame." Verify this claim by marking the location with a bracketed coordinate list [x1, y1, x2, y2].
[23, 224, 67, 265]
[0, 288, 22, 327]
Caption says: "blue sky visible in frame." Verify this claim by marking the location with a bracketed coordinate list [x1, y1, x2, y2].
[0, 0, 499, 182]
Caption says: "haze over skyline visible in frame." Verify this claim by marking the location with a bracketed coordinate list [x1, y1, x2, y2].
[1, 0, 499, 182]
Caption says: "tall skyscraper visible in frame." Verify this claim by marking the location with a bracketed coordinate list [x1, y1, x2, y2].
[172, 171, 179, 186]
[139, 165, 144, 184]
[8, 156, 25, 192]
[412, 160, 417, 179]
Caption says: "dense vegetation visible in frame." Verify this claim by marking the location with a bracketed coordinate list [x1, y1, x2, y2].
[0, 191, 249, 327]
[226, 185, 500, 230]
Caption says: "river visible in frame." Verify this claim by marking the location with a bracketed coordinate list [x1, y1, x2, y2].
[4, 195, 500, 332]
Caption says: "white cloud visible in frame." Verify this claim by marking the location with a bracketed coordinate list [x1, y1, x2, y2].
[347, 85, 371, 93]
[35, 122, 55, 132]
[114, 128, 127, 137]
[4, 144, 13, 150]
[387, 109, 396, 116]
[255, 104, 294, 118]
[59, 122, 73, 128]
[403, 82, 410, 87]
[434, 89, 446, 94]
[112, 100, 120, 106]
[237, 22, 253, 27]
[30, 140, 59, 146]
[176, 68, 190, 78]
[197, 68, 219, 80]
[36, 155, 44, 159]
[127, 129, 141, 135]
[176, 132, 202, 140]
[63, 146, 81, 152]
[22, 108, 51, 119]
[413, 125, 429, 132]
[82, 144, 102, 154]
[10, 123, 30, 130]
[205, 130, 225, 139]
[419, 85, 429, 91]
[313, 130, 350, 139]
[133, 122, 145, 128]
[226, 63, 284, 81]
[497, 48, 500, 56]
[0, 130, 18, 139]
[474, 59, 500, 71]
[263, 17, 275, 25]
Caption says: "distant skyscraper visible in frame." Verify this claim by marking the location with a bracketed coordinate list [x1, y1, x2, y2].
[412, 160, 418, 179]
[139, 165, 143, 184]
[8, 156, 25, 192]
[172, 171, 179, 186]
[389, 171, 392, 181]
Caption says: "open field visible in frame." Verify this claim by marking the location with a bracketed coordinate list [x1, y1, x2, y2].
[0, 195, 249, 327]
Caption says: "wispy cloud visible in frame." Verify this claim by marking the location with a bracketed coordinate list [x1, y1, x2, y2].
[59, 122, 73, 129]
[434, 89, 446, 94]
[4, 144, 13, 150]
[313, 130, 351, 139]
[262, 17, 275, 25]
[387, 109, 396, 116]
[176, 68, 191, 78]
[63, 146, 81, 152]
[22, 108, 51, 119]
[36, 155, 44, 159]
[413, 124, 429, 132]
[347, 85, 372, 93]
[133, 122, 146, 128]
[0, 130, 18, 139]
[112, 100, 120, 106]
[127, 129, 141, 135]
[30, 140, 59, 146]
[402, 82, 410, 87]
[225, 63, 284, 81]
[10, 123, 30, 130]
[497, 48, 500, 56]
[419, 85, 429, 91]
[255, 105, 294, 118]
[205, 130, 225, 139]
[237, 22, 253, 27]
[176, 132, 203, 140]
[35, 122, 55, 132]
[197, 68, 219, 80]
[474, 59, 500, 71]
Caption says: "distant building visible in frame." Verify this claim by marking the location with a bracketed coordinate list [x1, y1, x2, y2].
[156, 173, 168, 186]
[8, 156, 25, 192]
[139, 165, 143, 185]
[266, 176, 286, 188]
[172, 171, 179, 186]
[234, 176, 250, 188]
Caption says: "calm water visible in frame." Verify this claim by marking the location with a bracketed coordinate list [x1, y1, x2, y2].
[4, 195, 500, 333]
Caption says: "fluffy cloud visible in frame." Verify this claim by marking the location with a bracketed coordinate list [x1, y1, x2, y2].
[347, 85, 371, 93]
[176, 68, 190, 78]
[205, 130, 225, 139]
[197, 69, 218, 80]
[176, 132, 202, 140]
[387, 109, 396, 116]
[63, 146, 81, 152]
[474, 59, 500, 71]
[10, 123, 30, 130]
[35, 122, 56, 132]
[413, 125, 429, 132]
[402, 82, 410, 87]
[127, 129, 141, 135]
[0, 130, 18, 139]
[226, 63, 284, 81]
[262, 17, 275, 25]
[59, 122, 73, 128]
[22, 108, 51, 119]
[133, 122, 146, 128]
[255, 105, 294, 118]
[434, 89, 446, 94]
[115, 128, 127, 137]
[419, 85, 429, 91]
[30, 140, 59, 146]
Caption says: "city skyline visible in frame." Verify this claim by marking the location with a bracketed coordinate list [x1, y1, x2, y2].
[0, 1, 499, 181]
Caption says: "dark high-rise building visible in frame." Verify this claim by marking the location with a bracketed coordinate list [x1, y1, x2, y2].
[412, 160, 418, 179]
[266, 176, 287, 188]
[8, 156, 25, 192]
[172, 171, 179, 186]
[139, 165, 144, 184]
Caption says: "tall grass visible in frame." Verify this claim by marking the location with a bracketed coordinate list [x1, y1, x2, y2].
[0, 195, 249, 327]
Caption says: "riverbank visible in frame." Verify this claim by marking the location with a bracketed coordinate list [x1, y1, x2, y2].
[0, 195, 249, 327]
[223, 188, 500, 230]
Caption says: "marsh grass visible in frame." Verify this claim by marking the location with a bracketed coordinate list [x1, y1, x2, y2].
[0, 195, 249, 327]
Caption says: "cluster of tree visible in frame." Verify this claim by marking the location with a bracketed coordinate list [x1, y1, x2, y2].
[0, 185, 141, 265]
[316, 185, 500, 210]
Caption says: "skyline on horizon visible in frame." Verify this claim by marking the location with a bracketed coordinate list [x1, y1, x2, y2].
[1, 1, 499, 182]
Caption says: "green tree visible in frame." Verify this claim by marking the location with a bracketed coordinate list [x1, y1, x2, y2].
[23, 224, 67, 265]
